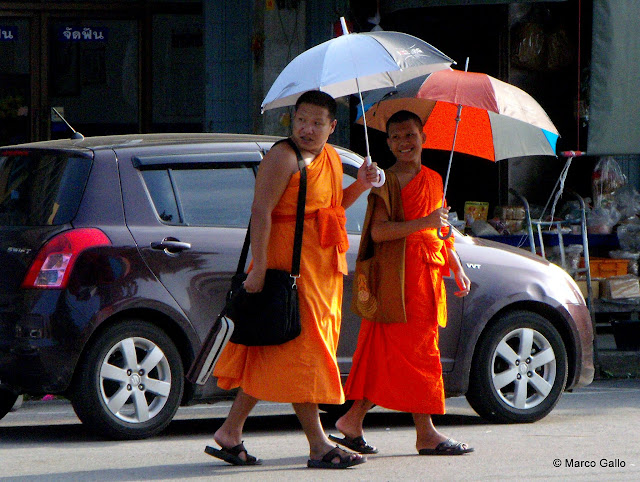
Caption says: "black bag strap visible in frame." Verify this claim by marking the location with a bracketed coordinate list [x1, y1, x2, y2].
[236, 137, 307, 277]
[287, 138, 307, 276]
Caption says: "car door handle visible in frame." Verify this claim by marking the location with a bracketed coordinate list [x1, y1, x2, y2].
[150, 238, 192, 254]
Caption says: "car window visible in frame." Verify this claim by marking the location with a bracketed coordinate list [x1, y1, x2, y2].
[141, 165, 256, 227]
[172, 167, 255, 226]
[0, 150, 92, 226]
[342, 163, 368, 234]
[140, 170, 180, 223]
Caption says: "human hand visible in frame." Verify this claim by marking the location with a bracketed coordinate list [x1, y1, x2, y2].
[242, 269, 266, 293]
[424, 206, 450, 229]
[357, 158, 381, 188]
[453, 269, 471, 297]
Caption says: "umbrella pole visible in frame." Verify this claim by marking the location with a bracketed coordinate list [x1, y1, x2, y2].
[356, 81, 372, 161]
[357, 82, 386, 188]
[441, 103, 463, 205]
[340, 17, 385, 187]
[438, 58, 469, 240]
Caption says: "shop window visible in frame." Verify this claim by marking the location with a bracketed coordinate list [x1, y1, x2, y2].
[49, 20, 139, 138]
[152, 14, 205, 133]
[0, 19, 30, 145]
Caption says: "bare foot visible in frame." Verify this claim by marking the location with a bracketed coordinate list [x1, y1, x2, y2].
[309, 444, 364, 465]
[416, 431, 450, 452]
[213, 427, 246, 462]
[335, 415, 364, 440]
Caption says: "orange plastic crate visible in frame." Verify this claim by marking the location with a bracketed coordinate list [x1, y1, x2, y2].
[580, 257, 628, 278]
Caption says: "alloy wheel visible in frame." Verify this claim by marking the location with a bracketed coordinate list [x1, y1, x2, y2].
[99, 336, 172, 423]
[490, 327, 557, 410]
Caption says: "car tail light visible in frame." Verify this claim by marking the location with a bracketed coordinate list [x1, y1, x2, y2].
[0, 150, 30, 157]
[21, 228, 112, 289]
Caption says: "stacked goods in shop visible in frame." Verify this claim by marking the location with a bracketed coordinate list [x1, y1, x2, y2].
[493, 205, 526, 235]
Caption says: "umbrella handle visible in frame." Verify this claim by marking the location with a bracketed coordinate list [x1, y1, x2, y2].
[365, 156, 385, 188]
[437, 223, 453, 240]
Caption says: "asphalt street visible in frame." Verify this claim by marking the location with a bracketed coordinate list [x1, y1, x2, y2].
[1, 378, 639, 481]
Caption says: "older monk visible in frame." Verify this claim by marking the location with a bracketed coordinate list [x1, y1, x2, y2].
[210, 91, 379, 469]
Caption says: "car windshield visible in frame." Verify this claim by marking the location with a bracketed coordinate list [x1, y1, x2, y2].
[0, 149, 92, 226]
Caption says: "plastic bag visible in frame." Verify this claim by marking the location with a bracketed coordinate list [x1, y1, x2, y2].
[546, 27, 573, 71]
[592, 156, 626, 206]
[616, 221, 640, 252]
[511, 22, 545, 70]
[587, 205, 621, 234]
[559, 200, 583, 223]
[470, 220, 499, 236]
[612, 184, 640, 220]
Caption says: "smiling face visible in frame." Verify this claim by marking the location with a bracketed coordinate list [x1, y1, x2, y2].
[291, 102, 337, 156]
[386, 118, 426, 164]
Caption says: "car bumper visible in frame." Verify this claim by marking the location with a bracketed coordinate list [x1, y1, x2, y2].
[0, 290, 86, 394]
[566, 302, 595, 389]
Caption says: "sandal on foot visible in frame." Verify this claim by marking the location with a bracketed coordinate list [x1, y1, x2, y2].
[307, 446, 367, 469]
[328, 434, 378, 454]
[205, 442, 262, 466]
[418, 438, 474, 456]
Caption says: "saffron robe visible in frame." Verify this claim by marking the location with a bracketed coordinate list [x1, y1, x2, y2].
[344, 166, 455, 414]
[214, 143, 348, 404]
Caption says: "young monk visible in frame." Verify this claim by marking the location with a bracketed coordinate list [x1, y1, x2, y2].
[209, 91, 380, 469]
[330, 110, 474, 456]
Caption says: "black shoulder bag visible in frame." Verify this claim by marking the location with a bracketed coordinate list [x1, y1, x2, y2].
[226, 138, 306, 346]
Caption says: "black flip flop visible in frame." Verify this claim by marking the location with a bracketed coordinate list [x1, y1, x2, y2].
[307, 446, 367, 469]
[328, 434, 379, 454]
[418, 438, 474, 456]
[205, 442, 262, 466]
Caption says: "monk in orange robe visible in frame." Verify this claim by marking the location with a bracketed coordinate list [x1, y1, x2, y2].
[331, 110, 474, 456]
[209, 91, 380, 469]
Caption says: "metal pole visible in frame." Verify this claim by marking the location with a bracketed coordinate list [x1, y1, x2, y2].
[340, 17, 384, 187]
[437, 57, 469, 241]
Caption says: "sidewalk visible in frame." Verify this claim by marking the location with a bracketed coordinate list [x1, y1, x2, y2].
[595, 332, 640, 378]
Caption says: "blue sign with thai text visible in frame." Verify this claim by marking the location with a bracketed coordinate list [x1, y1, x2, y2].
[0, 26, 18, 41]
[58, 27, 109, 42]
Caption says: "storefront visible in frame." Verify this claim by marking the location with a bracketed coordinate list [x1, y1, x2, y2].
[0, 1, 205, 145]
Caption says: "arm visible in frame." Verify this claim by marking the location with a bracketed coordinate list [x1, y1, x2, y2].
[448, 246, 471, 297]
[370, 195, 450, 243]
[243, 142, 298, 293]
[342, 160, 380, 209]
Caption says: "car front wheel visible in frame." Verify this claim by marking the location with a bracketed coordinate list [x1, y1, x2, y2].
[0, 386, 19, 421]
[466, 310, 568, 423]
[71, 320, 184, 439]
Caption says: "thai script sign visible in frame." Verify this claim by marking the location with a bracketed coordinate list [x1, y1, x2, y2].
[0, 26, 18, 41]
[58, 27, 109, 42]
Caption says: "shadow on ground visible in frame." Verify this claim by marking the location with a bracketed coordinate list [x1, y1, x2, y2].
[0, 410, 487, 444]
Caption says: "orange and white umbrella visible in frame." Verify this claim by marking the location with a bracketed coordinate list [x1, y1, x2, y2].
[358, 66, 560, 239]
[358, 68, 559, 162]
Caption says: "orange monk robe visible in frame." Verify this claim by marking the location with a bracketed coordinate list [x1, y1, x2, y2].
[344, 166, 454, 414]
[214, 144, 349, 404]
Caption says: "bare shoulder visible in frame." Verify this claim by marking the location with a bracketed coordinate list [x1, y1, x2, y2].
[261, 140, 299, 175]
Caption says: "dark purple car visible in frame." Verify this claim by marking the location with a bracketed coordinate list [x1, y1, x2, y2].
[0, 134, 593, 439]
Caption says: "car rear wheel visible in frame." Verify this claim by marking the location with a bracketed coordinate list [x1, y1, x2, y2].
[71, 320, 184, 439]
[466, 310, 568, 423]
[0, 386, 19, 420]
